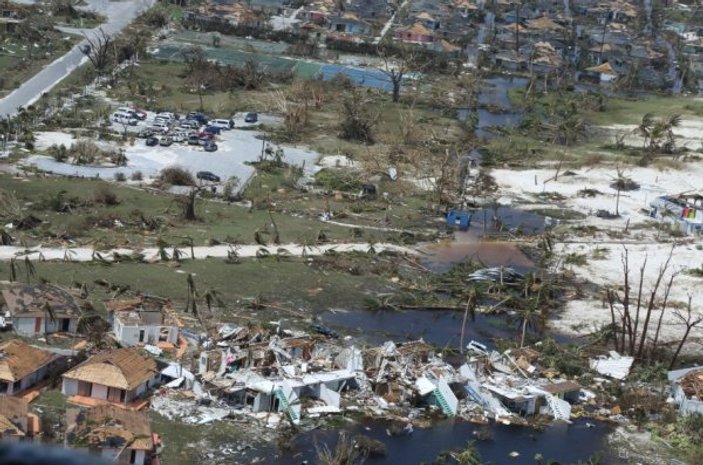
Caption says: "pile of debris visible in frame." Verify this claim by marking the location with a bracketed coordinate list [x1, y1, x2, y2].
[153, 317, 602, 430]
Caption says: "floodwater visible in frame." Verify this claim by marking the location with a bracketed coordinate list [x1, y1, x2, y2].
[421, 231, 535, 273]
[459, 75, 528, 139]
[320, 207, 546, 348]
[319, 308, 513, 349]
[260, 418, 614, 465]
[420, 207, 545, 273]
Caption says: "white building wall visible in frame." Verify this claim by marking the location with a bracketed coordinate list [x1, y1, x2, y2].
[133, 449, 146, 465]
[92, 383, 108, 400]
[117, 325, 142, 346]
[14, 317, 38, 336]
[115, 323, 179, 346]
[62, 378, 78, 396]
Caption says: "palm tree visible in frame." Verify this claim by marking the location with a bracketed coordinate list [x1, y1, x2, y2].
[611, 167, 633, 216]
[636, 113, 654, 149]
[518, 302, 543, 348]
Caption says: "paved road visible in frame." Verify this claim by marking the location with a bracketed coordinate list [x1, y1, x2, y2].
[0, 0, 154, 117]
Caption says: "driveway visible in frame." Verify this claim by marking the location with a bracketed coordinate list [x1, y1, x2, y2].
[0, 0, 155, 117]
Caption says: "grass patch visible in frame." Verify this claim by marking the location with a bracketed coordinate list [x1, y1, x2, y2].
[0, 175, 356, 248]
[14, 258, 402, 316]
[532, 208, 586, 220]
[586, 96, 699, 126]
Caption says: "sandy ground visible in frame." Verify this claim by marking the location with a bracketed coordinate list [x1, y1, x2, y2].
[491, 150, 703, 351]
[0, 242, 416, 263]
[25, 121, 318, 192]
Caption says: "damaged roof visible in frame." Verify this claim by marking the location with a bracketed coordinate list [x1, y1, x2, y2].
[66, 405, 153, 450]
[0, 340, 56, 383]
[62, 348, 158, 390]
[1, 284, 84, 318]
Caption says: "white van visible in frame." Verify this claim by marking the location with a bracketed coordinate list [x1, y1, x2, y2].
[112, 111, 137, 126]
[209, 119, 233, 130]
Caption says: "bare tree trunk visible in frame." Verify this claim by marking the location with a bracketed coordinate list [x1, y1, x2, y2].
[621, 248, 631, 353]
[669, 295, 703, 369]
[651, 272, 676, 360]
[637, 248, 674, 359]
[607, 289, 619, 351]
[632, 257, 647, 355]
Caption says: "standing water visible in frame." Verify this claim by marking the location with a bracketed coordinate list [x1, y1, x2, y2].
[259, 418, 614, 465]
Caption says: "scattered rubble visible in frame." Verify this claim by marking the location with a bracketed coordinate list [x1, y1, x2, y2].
[590, 352, 635, 380]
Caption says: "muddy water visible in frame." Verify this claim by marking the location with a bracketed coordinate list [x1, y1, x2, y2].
[420, 230, 534, 273]
[261, 418, 614, 465]
[420, 207, 544, 273]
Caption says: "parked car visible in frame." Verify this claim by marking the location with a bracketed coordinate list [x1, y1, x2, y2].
[187, 135, 201, 145]
[158, 135, 173, 146]
[209, 119, 234, 130]
[187, 112, 209, 125]
[151, 122, 170, 133]
[244, 112, 258, 123]
[172, 131, 190, 143]
[156, 112, 177, 121]
[197, 171, 221, 182]
[116, 107, 140, 120]
[204, 125, 221, 135]
[112, 112, 137, 126]
[133, 108, 147, 120]
[204, 141, 218, 152]
[137, 128, 153, 138]
[179, 119, 199, 130]
[145, 136, 159, 147]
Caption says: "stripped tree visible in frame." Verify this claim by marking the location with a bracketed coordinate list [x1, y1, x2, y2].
[605, 245, 676, 361]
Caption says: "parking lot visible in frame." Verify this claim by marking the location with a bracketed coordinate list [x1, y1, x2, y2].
[26, 112, 317, 193]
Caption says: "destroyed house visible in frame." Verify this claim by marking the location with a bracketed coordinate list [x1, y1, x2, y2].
[61, 348, 160, 408]
[1, 284, 84, 336]
[0, 396, 40, 440]
[66, 405, 160, 465]
[0, 1, 25, 32]
[211, 368, 358, 422]
[668, 366, 703, 416]
[650, 194, 703, 235]
[106, 297, 180, 347]
[0, 340, 60, 395]
[202, 333, 314, 374]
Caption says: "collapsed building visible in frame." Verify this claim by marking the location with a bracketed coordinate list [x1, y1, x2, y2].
[170, 322, 588, 427]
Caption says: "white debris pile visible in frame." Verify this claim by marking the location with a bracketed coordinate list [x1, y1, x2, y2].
[150, 391, 231, 425]
[590, 351, 635, 380]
